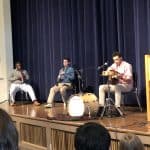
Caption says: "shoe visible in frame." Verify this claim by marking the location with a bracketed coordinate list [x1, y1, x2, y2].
[10, 102, 15, 106]
[44, 103, 53, 108]
[63, 102, 67, 108]
[33, 100, 40, 106]
[96, 106, 104, 117]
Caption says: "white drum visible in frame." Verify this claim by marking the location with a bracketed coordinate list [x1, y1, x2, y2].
[68, 95, 84, 117]
[68, 93, 99, 117]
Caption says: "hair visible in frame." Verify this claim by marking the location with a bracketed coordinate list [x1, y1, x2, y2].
[0, 108, 19, 150]
[15, 61, 22, 69]
[75, 122, 111, 150]
[63, 57, 71, 62]
[112, 51, 122, 58]
[15, 61, 21, 65]
[119, 133, 145, 150]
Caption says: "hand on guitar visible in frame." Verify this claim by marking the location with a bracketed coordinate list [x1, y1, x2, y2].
[119, 75, 132, 84]
[110, 71, 132, 84]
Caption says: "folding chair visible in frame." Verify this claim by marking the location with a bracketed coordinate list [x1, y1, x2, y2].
[122, 72, 142, 112]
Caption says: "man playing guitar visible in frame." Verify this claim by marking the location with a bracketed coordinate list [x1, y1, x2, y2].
[98, 51, 133, 111]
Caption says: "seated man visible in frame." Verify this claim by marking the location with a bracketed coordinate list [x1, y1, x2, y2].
[75, 122, 111, 150]
[45, 57, 75, 108]
[9, 62, 40, 106]
[99, 51, 133, 112]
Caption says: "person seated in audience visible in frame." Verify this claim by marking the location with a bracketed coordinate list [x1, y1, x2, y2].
[74, 122, 111, 150]
[119, 133, 144, 150]
[9, 61, 40, 106]
[45, 57, 75, 108]
[0, 108, 19, 150]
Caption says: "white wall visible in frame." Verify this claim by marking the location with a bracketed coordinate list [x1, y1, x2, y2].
[0, 0, 13, 102]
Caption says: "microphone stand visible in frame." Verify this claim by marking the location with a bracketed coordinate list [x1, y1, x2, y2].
[100, 76, 123, 118]
[74, 70, 83, 93]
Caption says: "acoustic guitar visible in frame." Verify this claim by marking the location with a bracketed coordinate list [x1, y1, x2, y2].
[101, 70, 119, 84]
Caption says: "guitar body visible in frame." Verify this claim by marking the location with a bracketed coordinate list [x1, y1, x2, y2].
[109, 77, 119, 85]
[102, 70, 119, 85]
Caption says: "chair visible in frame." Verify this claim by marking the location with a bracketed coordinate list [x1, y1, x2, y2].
[122, 72, 142, 112]
[19, 90, 29, 101]
[9, 90, 29, 105]
[72, 69, 84, 94]
[61, 74, 82, 106]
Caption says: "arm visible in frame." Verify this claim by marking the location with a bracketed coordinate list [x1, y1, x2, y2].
[106, 63, 133, 84]
[22, 70, 30, 81]
[107, 63, 115, 71]
[119, 64, 133, 84]
[57, 68, 65, 81]
[103, 64, 118, 77]
[57, 67, 75, 83]
[122, 64, 133, 82]
[9, 70, 20, 82]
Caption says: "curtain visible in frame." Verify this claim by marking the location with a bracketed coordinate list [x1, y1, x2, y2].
[11, 0, 150, 105]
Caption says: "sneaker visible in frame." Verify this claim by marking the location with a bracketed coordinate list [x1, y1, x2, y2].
[44, 103, 53, 108]
[10, 102, 16, 106]
[33, 100, 40, 106]
[63, 102, 67, 108]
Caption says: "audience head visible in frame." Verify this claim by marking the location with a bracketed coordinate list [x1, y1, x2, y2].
[63, 57, 71, 67]
[112, 51, 122, 65]
[119, 133, 144, 150]
[0, 108, 19, 150]
[75, 122, 111, 150]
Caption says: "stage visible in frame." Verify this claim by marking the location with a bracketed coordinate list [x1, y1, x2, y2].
[1, 101, 150, 150]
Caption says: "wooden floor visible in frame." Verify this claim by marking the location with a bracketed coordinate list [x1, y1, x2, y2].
[0, 101, 150, 150]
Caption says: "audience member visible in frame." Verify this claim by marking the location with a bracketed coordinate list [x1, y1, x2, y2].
[0, 108, 19, 150]
[119, 133, 144, 150]
[75, 122, 110, 150]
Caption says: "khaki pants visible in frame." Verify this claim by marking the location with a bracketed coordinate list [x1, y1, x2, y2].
[47, 83, 72, 104]
[99, 84, 132, 107]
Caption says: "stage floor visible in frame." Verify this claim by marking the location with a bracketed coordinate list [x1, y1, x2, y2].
[0, 101, 149, 135]
[1, 101, 150, 150]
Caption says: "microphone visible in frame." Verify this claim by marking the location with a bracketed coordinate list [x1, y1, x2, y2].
[97, 62, 108, 70]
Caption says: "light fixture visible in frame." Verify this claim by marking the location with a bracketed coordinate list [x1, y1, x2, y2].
[68, 95, 85, 117]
